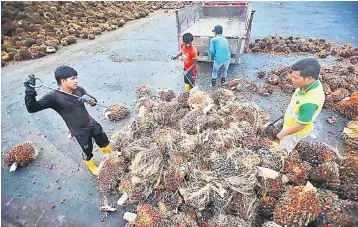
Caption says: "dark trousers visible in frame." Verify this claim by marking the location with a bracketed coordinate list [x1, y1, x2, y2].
[75, 123, 109, 161]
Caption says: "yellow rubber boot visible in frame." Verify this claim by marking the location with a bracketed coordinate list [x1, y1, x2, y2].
[185, 83, 190, 91]
[84, 159, 99, 176]
[99, 144, 114, 154]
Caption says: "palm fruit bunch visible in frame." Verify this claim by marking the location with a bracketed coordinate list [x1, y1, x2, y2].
[4, 142, 38, 166]
[159, 89, 176, 102]
[295, 140, 338, 167]
[324, 88, 350, 109]
[157, 191, 183, 214]
[206, 214, 249, 227]
[339, 153, 358, 200]
[257, 147, 282, 171]
[335, 93, 358, 119]
[135, 84, 152, 99]
[118, 173, 143, 203]
[273, 182, 323, 227]
[98, 154, 126, 192]
[104, 104, 130, 121]
[153, 101, 178, 126]
[169, 153, 185, 167]
[229, 193, 259, 222]
[200, 128, 239, 153]
[164, 213, 198, 227]
[343, 118, 358, 149]
[136, 97, 153, 114]
[176, 91, 190, 108]
[266, 176, 286, 199]
[197, 113, 225, 132]
[339, 153, 358, 184]
[262, 221, 282, 227]
[180, 109, 203, 135]
[187, 87, 214, 110]
[311, 161, 340, 189]
[258, 196, 278, 219]
[152, 127, 178, 152]
[130, 114, 157, 139]
[132, 203, 163, 227]
[110, 130, 132, 152]
[208, 87, 235, 106]
[316, 190, 358, 227]
[156, 168, 184, 192]
[170, 107, 190, 125]
[283, 158, 312, 185]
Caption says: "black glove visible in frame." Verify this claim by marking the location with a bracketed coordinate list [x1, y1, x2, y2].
[171, 55, 178, 60]
[24, 74, 36, 91]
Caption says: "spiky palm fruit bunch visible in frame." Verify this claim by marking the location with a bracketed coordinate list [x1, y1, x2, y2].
[130, 114, 157, 139]
[339, 153, 358, 184]
[198, 113, 225, 132]
[152, 127, 181, 153]
[98, 154, 126, 192]
[316, 190, 358, 227]
[118, 174, 142, 202]
[267, 177, 285, 199]
[161, 169, 184, 192]
[136, 97, 153, 113]
[259, 196, 278, 219]
[136, 84, 152, 99]
[262, 221, 282, 227]
[200, 128, 238, 153]
[273, 183, 323, 227]
[159, 89, 176, 102]
[324, 88, 350, 109]
[295, 140, 338, 167]
[166, 213, 198, 227]
[153, 102, 178, 126]
[180, 109, 203, 135]
[230, 103, 269, 132]
[339, 183, 358, 200]
[110, 130, 133, 152]
[157, 191, 183, 213]
[4, 142, 38, 166]
[311, 162, 340, 189]
[206, 214, 250, 227]
[187, 87, 214, 110]
[131, 148, 163, 185]
[242, 133, 264, 150]
[104, 104, 130, 121]
[209, 87, 235, 106]
[133, 203, 163, 227]
[336, 93, 358, 119]
[230, 193, 259, 222]
[123, 137, 154, 160]
[343, 119, 358, 148]
[176, 91, 190, 107]
[170, 108, 190, 125]
[283, 158, 312, 185]
[257, 148, 282, 171]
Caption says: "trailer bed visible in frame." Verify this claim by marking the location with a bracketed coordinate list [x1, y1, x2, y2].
[179, 17, 246, 38]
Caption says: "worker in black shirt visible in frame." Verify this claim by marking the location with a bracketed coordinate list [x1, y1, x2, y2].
[24, 66, 113, 176]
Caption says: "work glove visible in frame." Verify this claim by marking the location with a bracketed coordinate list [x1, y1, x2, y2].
[78, 95, 96, 106]
[24, 74, 36, 92]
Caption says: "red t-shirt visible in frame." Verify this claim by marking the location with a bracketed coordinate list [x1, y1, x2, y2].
[180, 43, 198, 73]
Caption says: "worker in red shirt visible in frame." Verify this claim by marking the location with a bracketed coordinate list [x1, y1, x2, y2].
[171, 33, 198, 91]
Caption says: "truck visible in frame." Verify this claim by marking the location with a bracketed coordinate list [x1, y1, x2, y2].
[175, 2, 255, 64]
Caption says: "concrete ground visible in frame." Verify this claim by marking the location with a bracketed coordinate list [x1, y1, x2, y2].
[1, 2, 357, 226]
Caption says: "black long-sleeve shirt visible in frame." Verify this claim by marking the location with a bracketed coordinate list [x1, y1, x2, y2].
[25, 86, 98, 136]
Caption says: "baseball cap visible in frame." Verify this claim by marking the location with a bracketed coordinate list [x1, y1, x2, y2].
[212, 25, 223, 34]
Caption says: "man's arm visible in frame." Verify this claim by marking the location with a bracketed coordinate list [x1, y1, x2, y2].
[172, 52, 182, 60]
[277, 103, 318, 140]
[277, 123, 306, 140]
[25, 91, 53, 113]
[78, 86, 97, 106]
[210, 39, 216, 60]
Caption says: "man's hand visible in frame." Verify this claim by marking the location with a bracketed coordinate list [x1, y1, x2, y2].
[24, 74, 36, 91]
[78, 95, 96, 106]
[182, 70, 189, 77]
[276, 131, 285, 141]
[171, 56, 178, 60]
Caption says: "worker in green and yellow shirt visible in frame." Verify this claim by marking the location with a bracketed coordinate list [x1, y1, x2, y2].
[277, 58, 325, 156]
